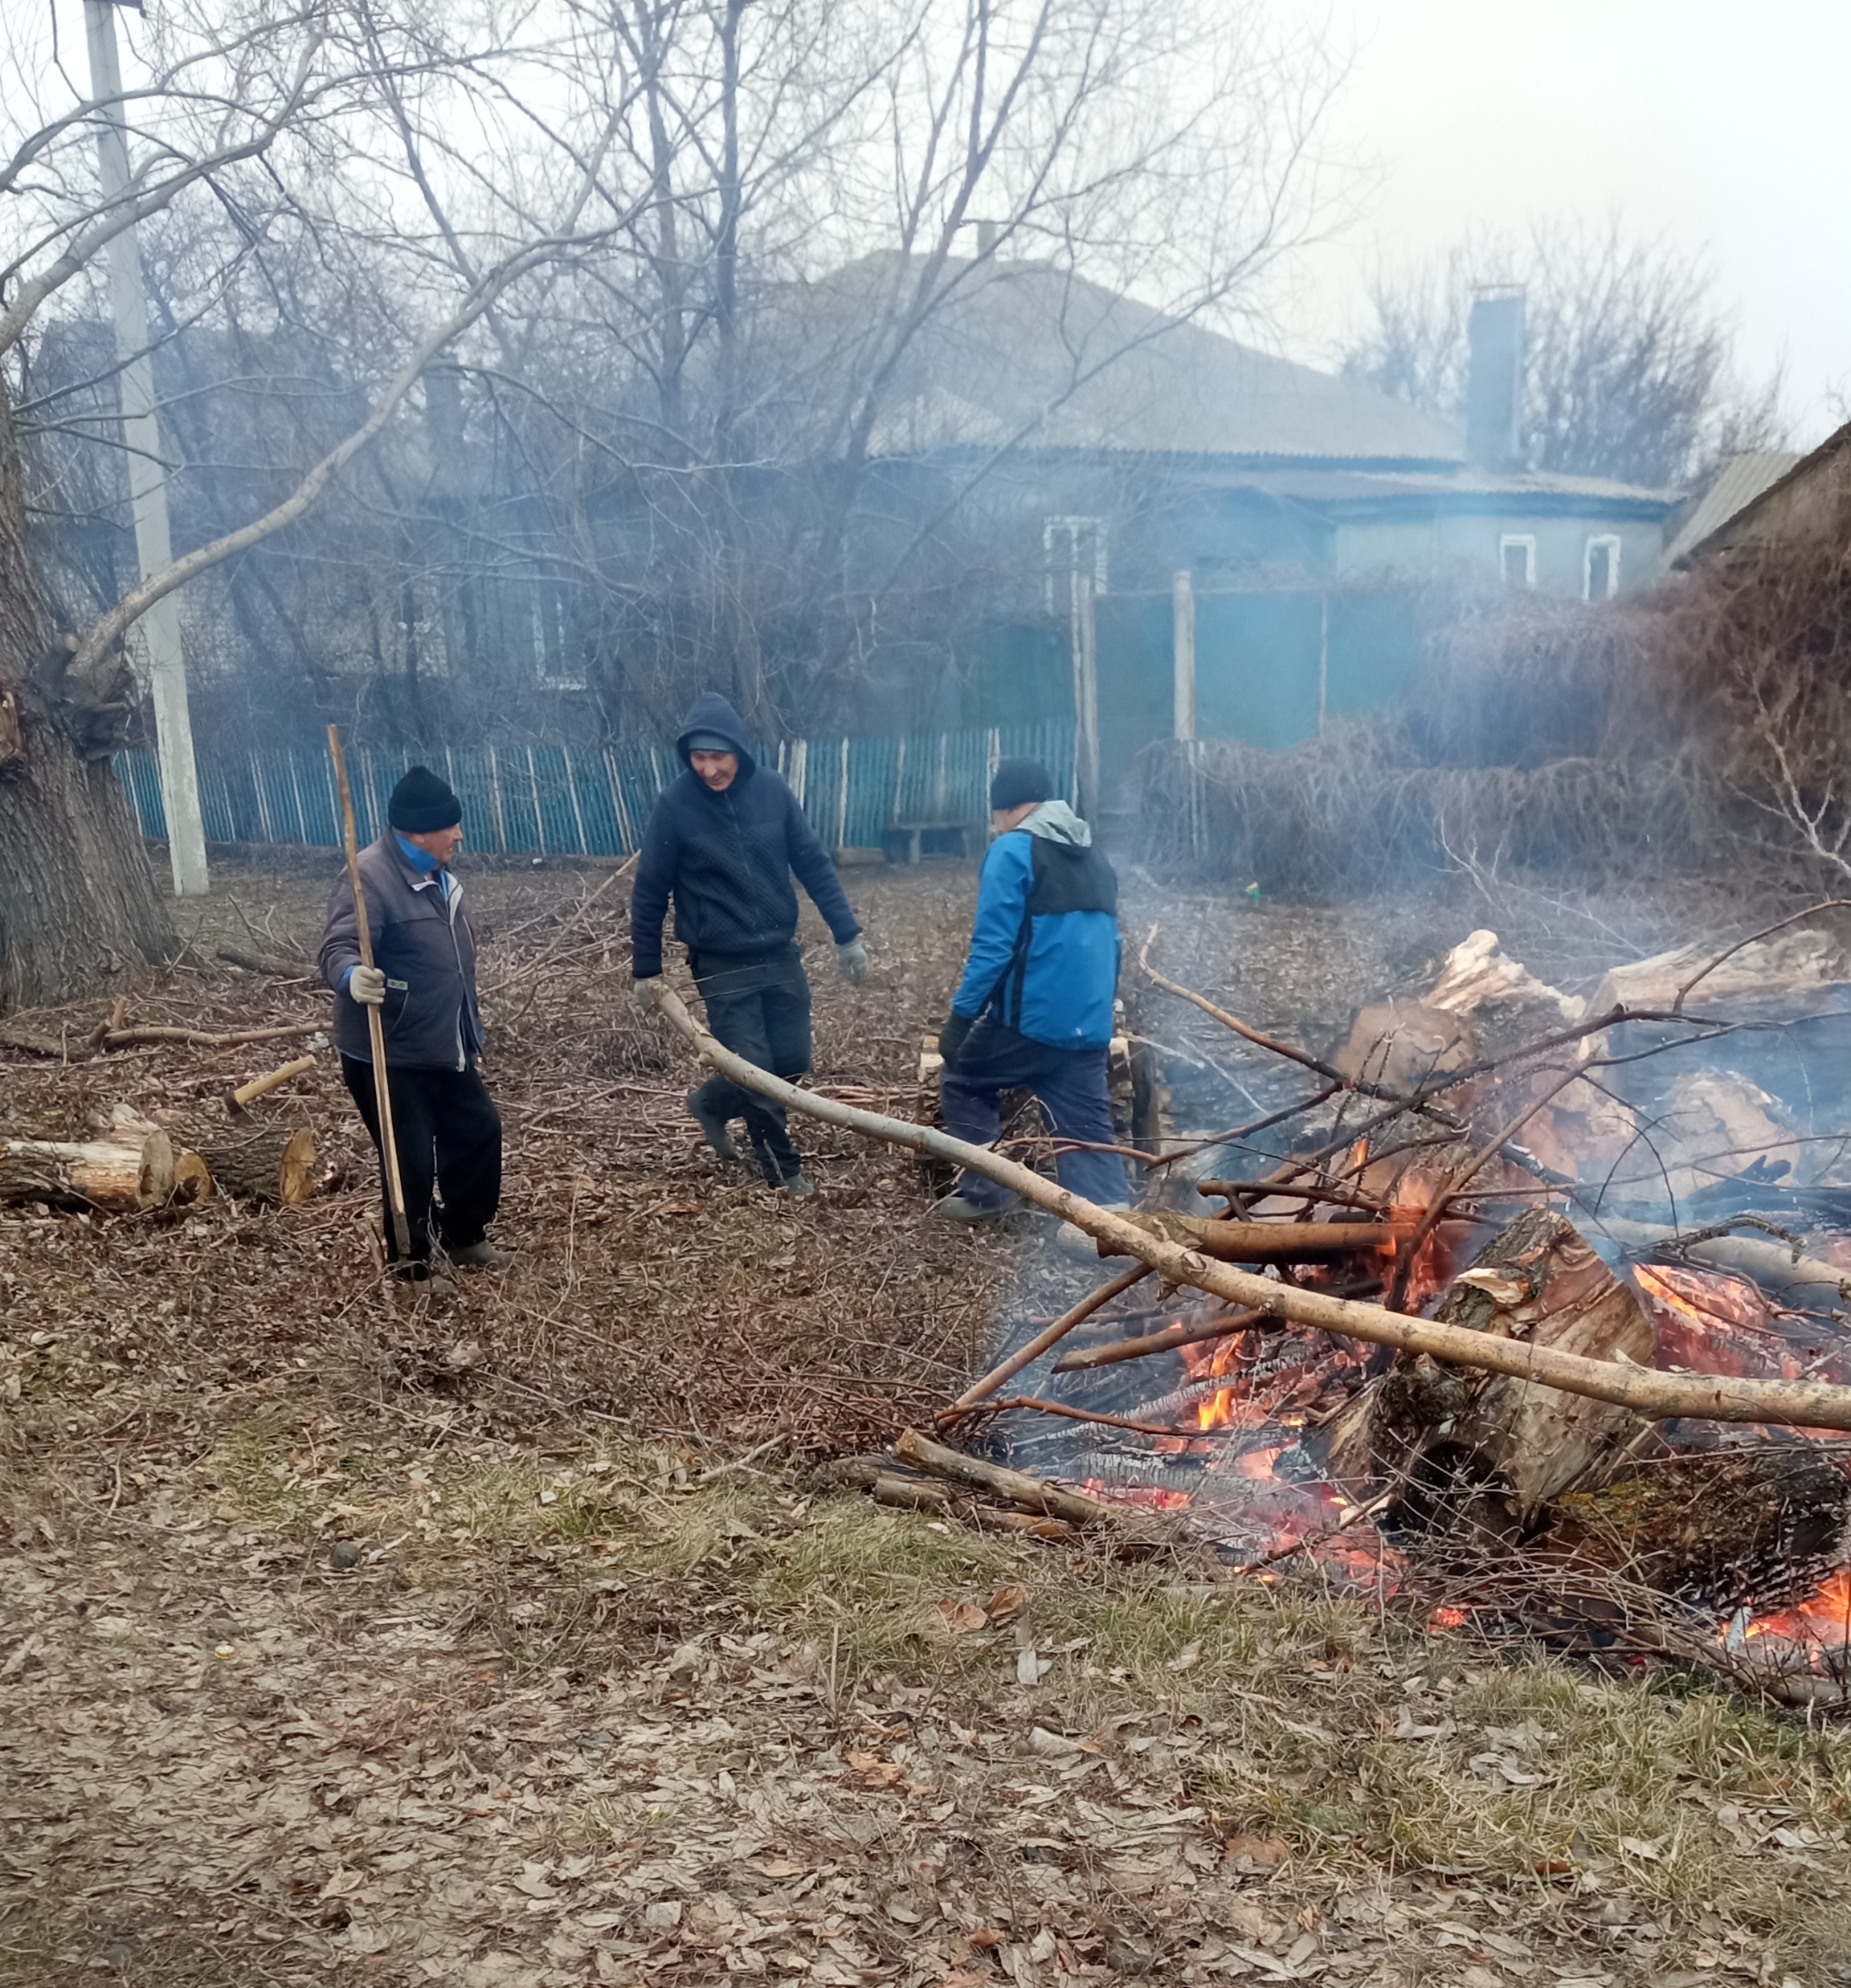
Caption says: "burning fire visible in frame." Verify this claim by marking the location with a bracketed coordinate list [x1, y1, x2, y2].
[1741, 1568, 1851, 1649]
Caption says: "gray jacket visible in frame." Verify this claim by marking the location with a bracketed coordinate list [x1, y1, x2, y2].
[318, 836, 483, 1070]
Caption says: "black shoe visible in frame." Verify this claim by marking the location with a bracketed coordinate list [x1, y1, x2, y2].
[390, 1259, 457, 1296]
[688, 1089, 742, 1161]
[447, 1240, 515, 1271]
[931, 1190, 1020, 1224]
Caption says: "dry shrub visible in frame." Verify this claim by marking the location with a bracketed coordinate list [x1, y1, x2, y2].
[1622, 484, 1851, 874]
[1139, 725, 1705, 899]
[1141, 486, 1851, 897]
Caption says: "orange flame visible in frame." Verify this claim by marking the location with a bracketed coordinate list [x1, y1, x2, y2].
[1742, 1569, 1851, 1651]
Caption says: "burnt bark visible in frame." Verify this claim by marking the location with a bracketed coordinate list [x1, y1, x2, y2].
[0, 376, 174, 1012]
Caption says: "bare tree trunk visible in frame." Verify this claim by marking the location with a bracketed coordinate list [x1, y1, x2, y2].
[0, 378, 174, 1012]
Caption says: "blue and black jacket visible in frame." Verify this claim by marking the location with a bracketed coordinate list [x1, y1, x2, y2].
[950, 802, 1119, 1050]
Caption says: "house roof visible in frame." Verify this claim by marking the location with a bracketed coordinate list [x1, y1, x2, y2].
[1182, 462, 1677, 516]
[836, 255, 1466, 467]
[1669, 423, 1851, 565]
[1662, 451, 1804, 567]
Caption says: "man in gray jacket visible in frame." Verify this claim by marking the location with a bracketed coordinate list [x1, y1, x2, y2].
[319, 764, 509, 1282]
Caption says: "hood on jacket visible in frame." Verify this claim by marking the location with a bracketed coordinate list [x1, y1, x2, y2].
[1018, 798, 1091, 847]
[676, 692, 757, 774]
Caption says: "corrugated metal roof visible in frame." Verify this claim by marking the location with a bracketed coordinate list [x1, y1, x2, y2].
[1188, 463, 1675, 508]
[1662, 451, 1804, 567]
[832, 255, 1465, 466]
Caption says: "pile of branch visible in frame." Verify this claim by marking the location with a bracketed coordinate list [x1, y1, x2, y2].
[642, 981, 1851, 1437]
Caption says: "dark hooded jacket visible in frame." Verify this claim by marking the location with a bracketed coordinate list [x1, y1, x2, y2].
[319, 835, 483, 1069]
[630, 692, 860, 978]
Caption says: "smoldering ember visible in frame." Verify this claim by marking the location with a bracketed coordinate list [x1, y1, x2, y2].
[9, 6, 1851, 1986]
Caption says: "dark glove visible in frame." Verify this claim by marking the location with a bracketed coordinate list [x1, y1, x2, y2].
[938, 1012, 975, 1067]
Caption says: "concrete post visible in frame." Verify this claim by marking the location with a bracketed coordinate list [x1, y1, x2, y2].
[1070, 560, 1099, 820]
[84, 0, 210, 896]
[1171, 569, 1195, 741]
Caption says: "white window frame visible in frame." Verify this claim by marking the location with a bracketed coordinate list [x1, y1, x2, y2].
[1498, 533, 1537, 590]
[1583, 533, 1621, 601]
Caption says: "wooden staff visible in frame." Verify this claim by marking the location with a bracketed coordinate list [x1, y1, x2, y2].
[327, 726, 411, 1259]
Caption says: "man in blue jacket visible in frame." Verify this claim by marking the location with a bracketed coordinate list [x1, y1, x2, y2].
[631, 692, 868, 1195]
[935, 758, 1129, 1221]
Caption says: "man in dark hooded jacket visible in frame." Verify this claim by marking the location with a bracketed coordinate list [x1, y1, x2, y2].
[631, 692, 868, 1194]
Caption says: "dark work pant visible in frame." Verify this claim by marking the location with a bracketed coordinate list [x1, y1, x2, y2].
[342, 1054, 502, 1263]
[691, 947, 812, 1185]
[938, 1020, 1129, 1210]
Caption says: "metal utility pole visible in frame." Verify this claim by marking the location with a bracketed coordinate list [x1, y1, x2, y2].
[84, 0, 210, 896]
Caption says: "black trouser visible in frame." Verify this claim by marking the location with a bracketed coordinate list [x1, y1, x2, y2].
[690, 945, 811, 1185]
[342, 1054, 502, 1263]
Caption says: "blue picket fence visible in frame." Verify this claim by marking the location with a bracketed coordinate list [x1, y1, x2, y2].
[113, 721, 1077, 856]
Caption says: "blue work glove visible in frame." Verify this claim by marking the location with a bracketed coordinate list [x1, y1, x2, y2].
[837, 939, 869, 986]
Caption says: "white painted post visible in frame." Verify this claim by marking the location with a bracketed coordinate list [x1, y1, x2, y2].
[525, 744, 546, 855]
[487, 743, 508, 851]
[562, 746, 588, 854]
[835, 736, 849, 850]
[84, 0, 209, 895]
[1070, 560, 1100, 818]
[603, 747, 633, 851]
[1172, 569, 1196, 742]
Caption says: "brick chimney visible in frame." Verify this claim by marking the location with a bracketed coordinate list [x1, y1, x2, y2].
[1465, 288, 1525, 471]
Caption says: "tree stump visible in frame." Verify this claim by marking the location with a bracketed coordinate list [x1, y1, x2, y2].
[1330, 1206, 1657, 1536]
[198, 1129, 317, 1205]
[0, 1132, 174, 1208]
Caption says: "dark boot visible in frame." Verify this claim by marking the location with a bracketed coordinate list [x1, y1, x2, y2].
[447, 1239, 515, 1271]
[688, 1088, 742, 1161]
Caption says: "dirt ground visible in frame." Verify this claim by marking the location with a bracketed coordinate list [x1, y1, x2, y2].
[2, 854, 1849, 1987]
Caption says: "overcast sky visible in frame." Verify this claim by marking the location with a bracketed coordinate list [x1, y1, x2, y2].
[1275, 0, 1848, 448]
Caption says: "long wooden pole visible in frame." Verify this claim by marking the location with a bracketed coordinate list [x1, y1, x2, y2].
[328, 726, 411, 1260]
[643, 982, 1851, 1435]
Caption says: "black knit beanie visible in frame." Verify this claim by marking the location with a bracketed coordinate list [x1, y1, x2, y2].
[989, 757, 1054, 811]
[387, 764, 463, 833]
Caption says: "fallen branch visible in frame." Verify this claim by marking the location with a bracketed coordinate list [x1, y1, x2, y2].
[1052, 1308, 1265, 1374]
[644, 982, 1851, 1434]
[229, 1053, 317, 1111]
[104, 1023, 321, 1051]
[941, 1262, 1152, 1415]
[1139, 930, 1465, 1129]
[217, 947, 312, 978]
[956, 1395, 1233, 1439]
[893, 1428, 1119, 1525]
[0, 1020, 321, 1059]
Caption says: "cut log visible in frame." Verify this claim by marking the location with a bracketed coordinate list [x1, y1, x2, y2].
[198, 1129, 317, 1205]
[171, 1150, 213, 1206]
[1583, 1212, 1851, 1304]
[0, 1133, 174, 1209]
[868, 1472, 955, 1513]
[1353, 1207, 1657, 1531]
